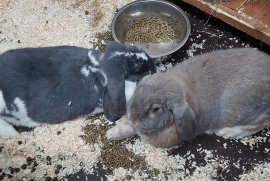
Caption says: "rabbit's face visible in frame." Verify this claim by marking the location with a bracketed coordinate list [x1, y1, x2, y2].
[128, 94, 174, 133]
[127, 75, 176, 131]
[127, 83, 183, 148]
[126, 74, 196, 147]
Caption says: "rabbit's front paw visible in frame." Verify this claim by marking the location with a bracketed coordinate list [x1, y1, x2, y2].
[0, 118, 19, 138]
[106, 122, 136, 141]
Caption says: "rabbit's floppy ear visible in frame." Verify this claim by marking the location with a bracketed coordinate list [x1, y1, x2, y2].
[103, 78, 126, 122]
[172, 104, 197, 141]
[104, 41, 125, 53]
[88, 49, 103, 66]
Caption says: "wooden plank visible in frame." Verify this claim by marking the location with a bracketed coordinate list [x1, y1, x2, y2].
[239, 1, 270, 19]
[202, 0, 247, 11]
[183, 0, 270, 45]
[220, 0, 247, 11]
[257, 4, 270, 26]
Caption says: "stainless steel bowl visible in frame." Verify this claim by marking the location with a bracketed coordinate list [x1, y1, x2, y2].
[111, 0, 191, 58]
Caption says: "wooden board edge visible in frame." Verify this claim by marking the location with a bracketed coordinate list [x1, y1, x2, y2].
[182, 0, 270, 45]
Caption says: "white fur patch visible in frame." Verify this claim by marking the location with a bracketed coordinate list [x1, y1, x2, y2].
[0, 90, 8, 114]
[81, 65, 90, 77]
[90, 107, 103, 115]
[94, 85, 98, 92]
[134, 52, 148, 60]
[215, 125, 260, 139]
[2, 97, 41, 128]
[99, 69, 108, 86]
[0, 118, 19, 138]
[125, 80, 137, 103]
[88, 50, 99, 66]
[110, 51, 148, 61]
[89, 67, 99, 72]
[81, 66, 107, 86]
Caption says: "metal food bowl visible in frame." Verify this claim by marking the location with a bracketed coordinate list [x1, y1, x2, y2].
[111, 0, 191, 58]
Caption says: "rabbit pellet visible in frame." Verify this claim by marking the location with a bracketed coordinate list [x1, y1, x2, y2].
[89, 31, 114, 51]
[125, 17, 175, 44]
[81, 115, 166, 179]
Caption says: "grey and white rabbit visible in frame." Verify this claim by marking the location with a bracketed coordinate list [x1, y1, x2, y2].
[107, 48, 270, 148]
[0, 41, 156, 138]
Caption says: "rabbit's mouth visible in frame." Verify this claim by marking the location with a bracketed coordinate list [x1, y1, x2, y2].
[138, 121, 183, 148]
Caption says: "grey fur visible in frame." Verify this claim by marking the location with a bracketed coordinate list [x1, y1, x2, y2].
[107, 48, 270, 148]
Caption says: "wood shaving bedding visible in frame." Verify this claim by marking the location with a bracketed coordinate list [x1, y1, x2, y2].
[0, 0, 134, 54]
[3, 113, 269, 181]
[1, 0, 270, 180]
[240, 126, 270, 149]
[0, 117, 101, 180]
[239, 162, 270, 180]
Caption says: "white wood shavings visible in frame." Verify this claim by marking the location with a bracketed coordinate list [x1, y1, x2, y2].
[0, 117, 101, 180]
[123, 138, 235, 181]
[125, 139, 178, 172]
[107, 167, 130, 181]
[186, 40, 206, 58]
[239, 162, 270, 181]
[157, 62, 173, 72]
[0, 0, 135, 54]
[264, 148, 270, 153]
[183, 163, 217, 180]
[240, 135, 264, 149]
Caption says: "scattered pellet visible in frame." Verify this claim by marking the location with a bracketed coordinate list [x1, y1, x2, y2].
[217, 166, 223, 173]
[31, 168, 36, 172]
[9, 167, 15, 174]
[14, 168, 20, 173]
[126, 175, 132, 180]
[55, 169, 59, 175]
[33, 161, 38, 167]
[167, 149, 174, 156]
[21, 164, 27, 170]
[45, 176, 52, 181]
[81, 114, 166, 178]
[56, 164, 62, 170]
[26, 157, 33, 162]
[89, 31, 113, 51]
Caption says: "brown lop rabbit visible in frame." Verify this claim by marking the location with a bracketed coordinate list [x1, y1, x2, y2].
[106, 48, 270, 148]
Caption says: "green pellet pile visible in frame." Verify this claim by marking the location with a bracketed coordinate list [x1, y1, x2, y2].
[89, 31, 114, 51]
[125, 17, 175, 44]
[80, 114, 168, 179]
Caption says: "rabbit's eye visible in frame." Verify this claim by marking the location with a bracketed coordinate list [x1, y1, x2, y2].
[152, 107, 160, 113]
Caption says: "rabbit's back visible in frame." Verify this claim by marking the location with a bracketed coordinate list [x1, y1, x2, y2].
[169, 48, 270, 133]
[0, 46, 105, 125]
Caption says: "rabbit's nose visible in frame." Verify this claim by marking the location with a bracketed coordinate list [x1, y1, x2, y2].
[132, 120, 138, 126]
